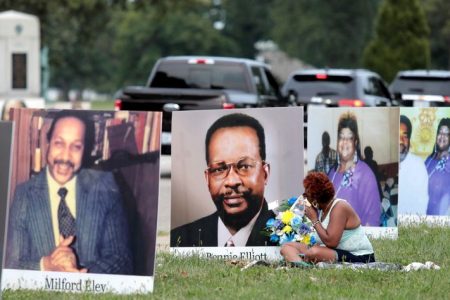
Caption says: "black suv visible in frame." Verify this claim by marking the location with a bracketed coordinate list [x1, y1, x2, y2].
[116, 56, 287, 154]
[282, 68, 393, 108]
[390, 70, 450, 107]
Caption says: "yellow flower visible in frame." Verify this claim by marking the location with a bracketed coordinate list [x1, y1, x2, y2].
[301, 235, 311, 245]
[281, 211, 295, 224]
[282, 225, 293, 233]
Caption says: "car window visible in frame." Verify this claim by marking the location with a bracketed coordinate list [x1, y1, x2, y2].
[285, 74, 356, 98]
[188, 69, 211, 88]
[391, 75, 450, 95]
[251, 66, 266, 96]
[263, 68, 280, 97]
[365, 77, 390, 98]
[150, 61, 251, 92]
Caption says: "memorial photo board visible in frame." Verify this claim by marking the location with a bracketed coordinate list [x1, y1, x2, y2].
[170, 107, 304, 260]
[1, 108, 162, 294]
[307, 107, 399, 238]
[399, 107, 450, 224]
[0, 121, 13, 283]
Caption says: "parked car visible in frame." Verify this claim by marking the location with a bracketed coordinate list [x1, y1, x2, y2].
[390, 70, 450, 107]
[115, 56, 287, 154]
[282, 68, 394, 108]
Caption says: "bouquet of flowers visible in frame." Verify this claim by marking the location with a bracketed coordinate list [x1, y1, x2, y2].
[263, 195, 316, 246]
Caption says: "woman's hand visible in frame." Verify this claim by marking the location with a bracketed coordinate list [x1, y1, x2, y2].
[305, 206, 319, 222]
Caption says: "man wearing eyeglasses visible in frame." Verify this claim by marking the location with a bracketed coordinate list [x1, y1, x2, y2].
[171, 113, 275, 247]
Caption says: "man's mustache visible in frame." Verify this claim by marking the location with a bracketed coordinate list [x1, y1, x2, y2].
[220, 188, 252, 200]
[53, 159, 75, 169]
[213, 189, 263, 230]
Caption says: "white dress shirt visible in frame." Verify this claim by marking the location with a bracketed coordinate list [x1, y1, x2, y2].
[217, 209, 261, 247]
[399, 152, 429, 215]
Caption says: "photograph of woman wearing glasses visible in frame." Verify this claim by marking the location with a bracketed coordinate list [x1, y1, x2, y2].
[425, 117, 450, 215]
[327, 112, 381, 226]
[170, 108, 304, 247]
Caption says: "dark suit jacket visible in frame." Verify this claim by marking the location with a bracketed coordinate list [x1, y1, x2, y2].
[5, 168, 133, 274]
[171, 200, 276, 247]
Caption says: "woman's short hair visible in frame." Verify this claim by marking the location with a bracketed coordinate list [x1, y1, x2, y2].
[436, 118, 450, 137]
[337, 111, 361, 158]
[303, 171, 335, 204]
[431, 118, 450, 155]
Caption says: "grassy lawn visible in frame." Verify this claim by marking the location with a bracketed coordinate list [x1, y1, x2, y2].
[43, 100, 115, 111]
[3, 224, 449, 299]
[89, 100, 115, 111]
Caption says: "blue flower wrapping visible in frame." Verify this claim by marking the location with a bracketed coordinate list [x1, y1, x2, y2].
[262, 196, 317, 246]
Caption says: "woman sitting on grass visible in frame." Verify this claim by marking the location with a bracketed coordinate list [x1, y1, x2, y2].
[281, 172, 375, 265]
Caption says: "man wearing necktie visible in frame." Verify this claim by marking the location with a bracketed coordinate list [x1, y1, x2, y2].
[171, 113, 276, 247]
[6, 110, 132, 274]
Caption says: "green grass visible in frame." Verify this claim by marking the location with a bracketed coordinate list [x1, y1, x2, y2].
[3, 225, 449, 299]
[89, 100, 115, 111]
[157, 230, 169, 236]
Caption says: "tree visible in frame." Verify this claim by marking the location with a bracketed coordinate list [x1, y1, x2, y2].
[222, 0, 275, 59]
[421, 0, 450, 69]
[110, 1, 239, 88]
[46, 1, 117, 98]
[363, 0, 430, 82]
[0, 0, 124, 98]
[270, 0, 380, 68]
[0, 1, 237, 96]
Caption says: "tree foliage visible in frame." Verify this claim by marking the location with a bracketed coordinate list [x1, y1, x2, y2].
[2, 0, 447, 96]
[363, 0, 430, 82]
[0, 0, 239, 95]
[222, 0, 274, 59]
[110, 1, 239, 88]
[270, 0, 380, 68]
[421, 0, 450, 69]
[0, 0, 125, 97]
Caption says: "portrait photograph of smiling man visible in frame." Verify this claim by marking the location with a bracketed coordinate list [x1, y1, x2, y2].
[4, 108, 161, 282]
[5, 110, 132, 274]
[170, 107, 304, 248]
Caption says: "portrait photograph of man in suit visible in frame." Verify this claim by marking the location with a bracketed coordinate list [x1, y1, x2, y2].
[170, 107, 304, 248]
[4, 109, 161, 277]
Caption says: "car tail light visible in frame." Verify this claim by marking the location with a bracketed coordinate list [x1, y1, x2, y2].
[188, 58, 214, 64]
[220, 94, 235, 109]
[222, 102, 235, 109]
[338, 99, 364, 107]
[114, 99, 122, 111]
[444, 96, 450, 103]
[316, 73, 327, 80]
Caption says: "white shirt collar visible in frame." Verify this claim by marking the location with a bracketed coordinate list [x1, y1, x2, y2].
[217, 208, 261, 247]
[47, 167, 77, 197]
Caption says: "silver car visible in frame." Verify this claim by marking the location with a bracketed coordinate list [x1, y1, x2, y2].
[282, 68, 393, 108]
[390, 70, 450, 107]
